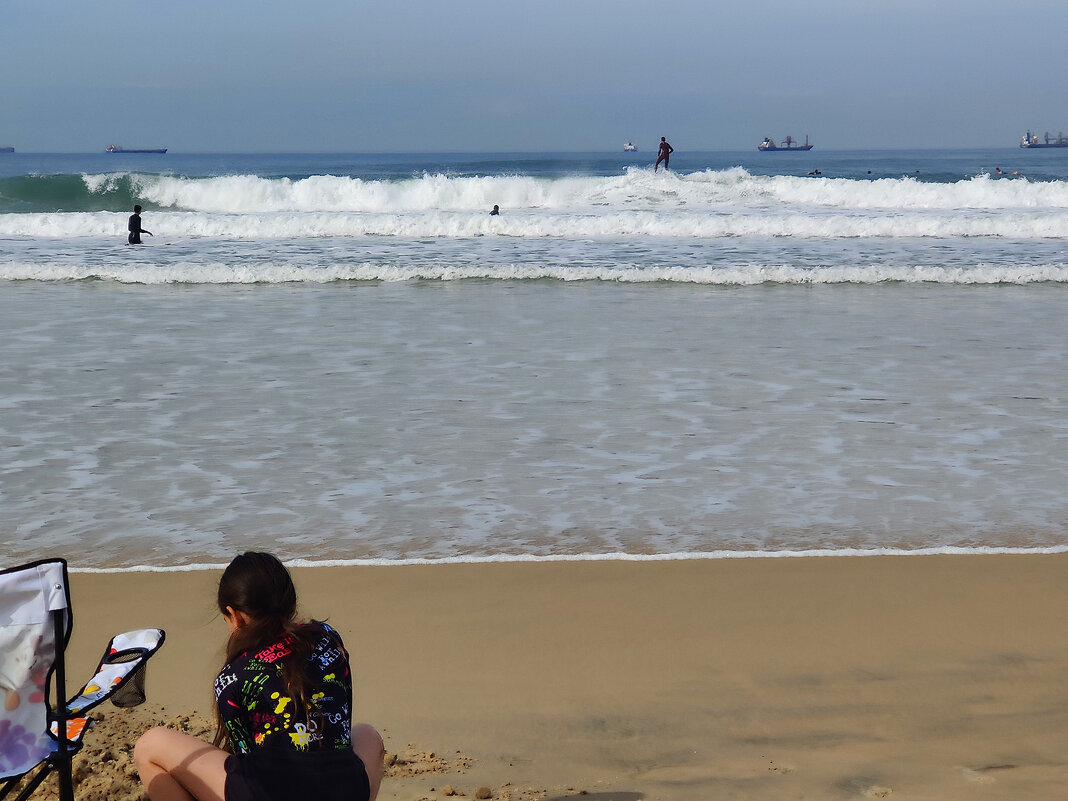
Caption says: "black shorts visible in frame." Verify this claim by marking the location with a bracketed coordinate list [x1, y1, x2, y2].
[128, 232, 141, 244]
[224, 748, 370, 801]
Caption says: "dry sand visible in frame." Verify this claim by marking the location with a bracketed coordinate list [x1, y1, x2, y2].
[28, 554, 1068, 800]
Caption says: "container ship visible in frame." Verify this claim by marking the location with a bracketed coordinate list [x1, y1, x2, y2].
[106, 145, 167, 153]
[1020, 131, 1068, 148]
[0, 146, 14, 153]
[758, 135, 812, 152]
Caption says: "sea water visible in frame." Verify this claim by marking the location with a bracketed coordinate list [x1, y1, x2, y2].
[1, 150, 1066, 569]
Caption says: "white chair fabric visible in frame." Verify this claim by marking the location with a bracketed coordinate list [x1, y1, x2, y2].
[0, 561, 69, 779]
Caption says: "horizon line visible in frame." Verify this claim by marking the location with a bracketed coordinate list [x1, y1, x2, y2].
[0, 145, 1039, 156]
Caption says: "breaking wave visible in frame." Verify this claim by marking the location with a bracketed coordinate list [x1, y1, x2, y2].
[5, 167, 1068, 285]
[2, 166, 1067, 221]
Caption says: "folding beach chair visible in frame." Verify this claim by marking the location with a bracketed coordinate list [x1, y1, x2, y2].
[0, 558, 165, 801]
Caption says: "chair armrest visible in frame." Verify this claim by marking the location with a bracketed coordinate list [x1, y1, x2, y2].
[66, 628, 166, 716]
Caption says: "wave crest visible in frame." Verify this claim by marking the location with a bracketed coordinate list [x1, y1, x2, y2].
[57, 168, 1068, 214]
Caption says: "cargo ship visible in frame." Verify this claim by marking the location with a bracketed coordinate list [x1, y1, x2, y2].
[623, 142, 638, 152]
[758, 135, 812, 152]
[0, 146, 13, 153]
[1020, 130, 1068, 148]
[105, 145, 167, 153]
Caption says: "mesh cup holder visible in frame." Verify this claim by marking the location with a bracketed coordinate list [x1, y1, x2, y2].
[106, 651, 149, 708]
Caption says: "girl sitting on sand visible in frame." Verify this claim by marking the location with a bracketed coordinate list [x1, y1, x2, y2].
[135, 552, 384, 801]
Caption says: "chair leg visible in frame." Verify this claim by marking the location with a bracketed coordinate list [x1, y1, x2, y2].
[51, 609, 75, 801]
[0, 774, 25, 801]
[4, 762, 54, 801]
[3, 753, 75, 801]
[56, 754, 75, 801]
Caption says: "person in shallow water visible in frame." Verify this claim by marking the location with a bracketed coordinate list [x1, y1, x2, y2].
[128, 205, 153, 244]
[134, 551, 385, 801]
[490, 204, 500, 216]
[654, 137, 673, 172]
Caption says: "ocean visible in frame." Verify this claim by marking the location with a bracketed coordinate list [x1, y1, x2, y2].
[1, 148, 1066, 570]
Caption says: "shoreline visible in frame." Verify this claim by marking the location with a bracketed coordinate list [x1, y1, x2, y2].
[61, 544, 1068, 573]
[59, 552, 1068, 800]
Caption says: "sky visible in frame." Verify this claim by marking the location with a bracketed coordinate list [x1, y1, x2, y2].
[2, 0, 1066, 153]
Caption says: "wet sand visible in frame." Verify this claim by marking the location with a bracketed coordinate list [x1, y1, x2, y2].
[44, 554, 1068, 800]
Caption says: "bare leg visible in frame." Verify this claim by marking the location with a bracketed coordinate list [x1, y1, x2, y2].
[134, 727, 230, 801]
[352, 723, 385, 801]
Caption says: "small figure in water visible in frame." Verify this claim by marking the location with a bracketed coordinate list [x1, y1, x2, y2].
[654, 137, 673, 172]
[127, 205, 153, 244]
[807, 169, 822, 176]
[490, 204, 500, 216]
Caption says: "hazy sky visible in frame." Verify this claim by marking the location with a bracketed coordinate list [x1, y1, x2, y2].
[2, 0, 1065, 152]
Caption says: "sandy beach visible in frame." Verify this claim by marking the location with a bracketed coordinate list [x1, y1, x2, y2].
[28, 554, 1068, 800]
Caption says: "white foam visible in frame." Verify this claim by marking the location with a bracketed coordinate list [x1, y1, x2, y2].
[69, 545, 1068, 573]
[2, 260, 1066, 285]
[81, 168, 1068, 214]
[6, 208, 1068, 241]
[1, 168, 1066, 243]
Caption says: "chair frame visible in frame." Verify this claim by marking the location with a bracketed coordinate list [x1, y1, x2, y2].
[0, 558, 164, 801]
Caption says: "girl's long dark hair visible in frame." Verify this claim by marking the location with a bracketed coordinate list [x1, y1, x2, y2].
[212, 552, 325, 750]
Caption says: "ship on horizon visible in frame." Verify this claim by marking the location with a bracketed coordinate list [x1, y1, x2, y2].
[106, 145, 167, 154]
[0, 146, 13, 153]
[623, 141, 638, 152]
[758, 135, 813, 152]
[1020, 130, 1068, 148]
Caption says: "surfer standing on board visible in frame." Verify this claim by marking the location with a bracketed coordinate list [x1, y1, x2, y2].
[654, 137, 674, 172]
[127, 204, 153, 245]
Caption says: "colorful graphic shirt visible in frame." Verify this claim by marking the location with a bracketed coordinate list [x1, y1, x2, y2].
[214, 622, 353, 754]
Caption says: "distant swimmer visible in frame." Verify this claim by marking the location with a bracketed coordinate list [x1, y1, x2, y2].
[654, 137, 674, 172]
[490, 204, 500, 216]
[127, 204, 153, 245]
[807, 169, 822, 176]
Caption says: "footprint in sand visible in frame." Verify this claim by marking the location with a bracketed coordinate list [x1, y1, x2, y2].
[641, 763, 793, 782]
[959, 763, 1015, 784]
[959, 767, 996, 785]
[862, 787, 892, 798]
[383, 745, 473, 778]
